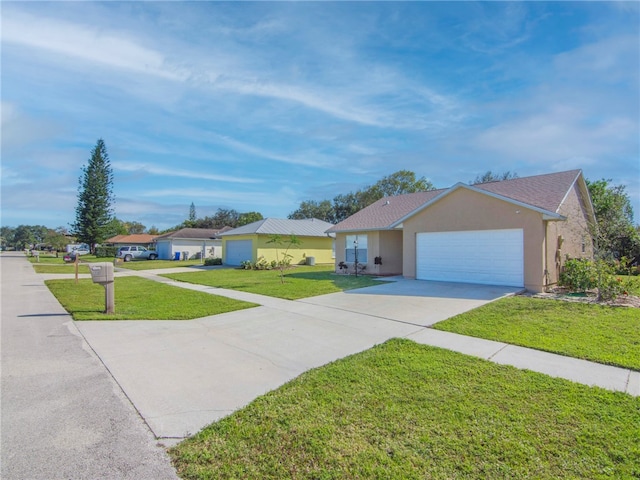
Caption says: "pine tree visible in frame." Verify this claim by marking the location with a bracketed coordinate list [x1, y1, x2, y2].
[189, 202, 197, 222]
[72, 139, 114, 252]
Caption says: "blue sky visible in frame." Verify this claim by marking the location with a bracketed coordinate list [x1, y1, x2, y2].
[2, 1, 639, 231]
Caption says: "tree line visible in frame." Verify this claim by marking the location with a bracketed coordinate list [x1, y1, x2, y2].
[2, 138, 637, 265]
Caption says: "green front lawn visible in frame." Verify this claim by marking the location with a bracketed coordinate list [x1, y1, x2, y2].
[433, 296, 640, 370]
[30, 253, 107, 273]
[170, 339, 640, 479]
[163, 265, 380, 300]
[45, 276, 257, 320]
[117, 259, 204, 270]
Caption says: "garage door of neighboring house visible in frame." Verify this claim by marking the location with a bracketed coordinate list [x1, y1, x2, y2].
[225, 240, 253, 266]
[416, 229, 524, 287]
[156, 241, 171, 260]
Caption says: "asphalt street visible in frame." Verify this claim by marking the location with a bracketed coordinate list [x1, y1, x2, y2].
[1, 253, 178, 480]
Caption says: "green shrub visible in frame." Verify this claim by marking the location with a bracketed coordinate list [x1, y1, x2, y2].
[204, 257, 223, 266]
[559, 258, 596, 292]
[95, 246, 118, 258]
[560, 258, 634, 300]
[615, 256, 639, 276]
[239, 257, 278, 270]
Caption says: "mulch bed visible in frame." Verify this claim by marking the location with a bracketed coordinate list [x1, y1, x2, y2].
[526, 287, 640, 308]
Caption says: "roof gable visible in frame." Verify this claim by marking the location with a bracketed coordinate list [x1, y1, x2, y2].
[329, 169, 587, 233]
[221, 218, 335, 237]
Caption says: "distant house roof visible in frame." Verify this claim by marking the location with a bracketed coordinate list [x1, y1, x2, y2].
[221, 218, 335, 237]
[105, 234, 158, 244]
[328, 170, 591, 233]
[155, 227, 233, 241]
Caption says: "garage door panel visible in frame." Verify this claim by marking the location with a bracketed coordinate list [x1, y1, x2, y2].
[416, 229, 523, 287]
[225, 240, 252, 266]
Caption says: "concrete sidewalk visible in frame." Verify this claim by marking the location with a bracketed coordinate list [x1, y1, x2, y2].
[69, 267, 639, 444]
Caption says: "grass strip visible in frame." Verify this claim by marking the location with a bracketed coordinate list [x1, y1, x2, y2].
[170, 339, 640, 479]
[117, 259, 204, 270]
[163, 265, 380, 300]
[45, 276, 257, 320]
[33, 264, 91, 274]
[433, 296, 640, 371]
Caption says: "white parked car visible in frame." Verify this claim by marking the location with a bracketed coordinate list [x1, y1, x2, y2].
[116, 246, 158, 262]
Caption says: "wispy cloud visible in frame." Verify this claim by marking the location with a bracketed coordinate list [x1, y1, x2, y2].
[112, 163, 263, 184]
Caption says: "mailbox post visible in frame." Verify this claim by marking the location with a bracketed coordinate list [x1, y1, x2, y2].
[89, 262, 115, 314]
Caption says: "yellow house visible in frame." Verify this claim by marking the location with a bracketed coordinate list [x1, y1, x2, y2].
[220, 218, 335, 266]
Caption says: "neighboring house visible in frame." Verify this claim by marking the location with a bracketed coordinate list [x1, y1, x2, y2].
[220, 218, 335, 266]
[104, 234, 158, 249]
[327, 170, 595, 293]
[154, 227, 232, 260]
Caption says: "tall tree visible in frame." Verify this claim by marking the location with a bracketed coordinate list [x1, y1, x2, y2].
[369, 170, 434, 197]
[238, 211, 264, 226]
[288, 200, 335, 222]
[124, 221, 146, 234]
[189, 202, 197, 222]
[586, 179, 639, 261]
[212, 208, 240, 228]
[289, 170, 434, 224]
[72, 139, 114, 252]
[471, 171, 519, 184]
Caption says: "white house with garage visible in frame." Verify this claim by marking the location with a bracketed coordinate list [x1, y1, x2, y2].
[154, 227, 232, 260]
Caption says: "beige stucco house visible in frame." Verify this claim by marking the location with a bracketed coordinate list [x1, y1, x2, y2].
[327, 170, 595, 293]
[221, 218, 335, 266]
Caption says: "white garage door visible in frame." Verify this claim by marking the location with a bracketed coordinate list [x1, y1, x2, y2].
[416, 229, 523, 287]
[225, 240, 252, 266]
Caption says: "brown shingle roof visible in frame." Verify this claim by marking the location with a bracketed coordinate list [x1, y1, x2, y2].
[327, 190, 444, 232]
[155, 227, 231, 240]
[473, 169, 581, 213]
[105, 234, 158, 244]
[328, 170, 584, 233]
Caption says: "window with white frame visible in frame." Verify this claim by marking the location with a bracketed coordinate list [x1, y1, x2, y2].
[346, 234, 368, 263]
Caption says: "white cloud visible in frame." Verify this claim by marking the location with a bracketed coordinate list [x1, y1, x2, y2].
[1, 11, 186, 81]
[112, 162, 262, 184]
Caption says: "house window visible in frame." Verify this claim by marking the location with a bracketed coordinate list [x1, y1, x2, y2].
[346, 234, 368, 263]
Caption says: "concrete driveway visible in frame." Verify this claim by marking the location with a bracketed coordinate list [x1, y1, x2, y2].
[75, 278, 520, 442]
[301, 278, 522, 326]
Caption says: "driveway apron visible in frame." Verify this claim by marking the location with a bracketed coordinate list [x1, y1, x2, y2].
[73, 275, 520, 441]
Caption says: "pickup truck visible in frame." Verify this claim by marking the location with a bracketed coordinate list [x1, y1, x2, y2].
[116, 246, 158, 262]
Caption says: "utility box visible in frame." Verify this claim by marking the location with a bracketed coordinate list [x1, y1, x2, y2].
[90, 263, 114, 284]
[89, 262, 115, 314]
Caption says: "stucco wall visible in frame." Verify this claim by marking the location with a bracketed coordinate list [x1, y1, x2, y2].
[402, 188, 547, 292]
[545, 183, 593, 285]
[249, 235, 334, 264]
[333, 230, 403, 276]
[155, 239, 222, 260]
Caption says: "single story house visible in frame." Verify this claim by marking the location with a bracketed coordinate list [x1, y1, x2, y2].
[220, 218, 335, 266]
[154, 227, 232, 260]
[327, 170, 595, 293]
[104, 234, 158, 249]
